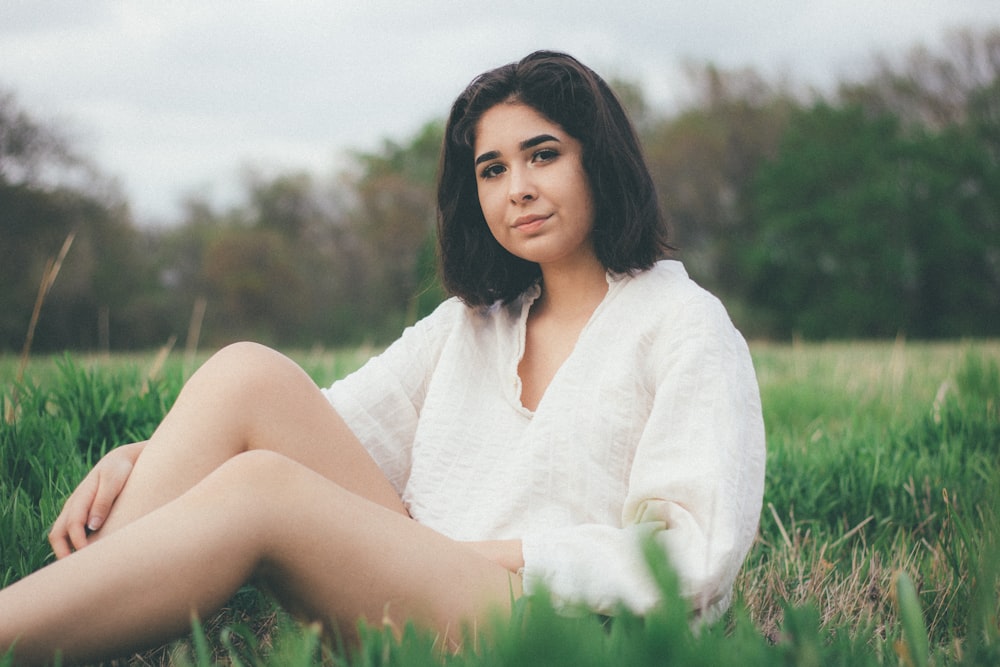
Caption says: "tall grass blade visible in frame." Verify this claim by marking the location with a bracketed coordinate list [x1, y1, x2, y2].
[220, 623, 260, 667]
[190, 613, 213, 666]
[895, 571, 929, 667]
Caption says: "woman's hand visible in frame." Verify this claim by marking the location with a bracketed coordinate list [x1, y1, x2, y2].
[464, 539, 525, 574]
[48, 441, 146, 559]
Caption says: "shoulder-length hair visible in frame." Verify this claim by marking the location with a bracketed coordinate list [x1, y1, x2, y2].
[437, 50, 670, 306]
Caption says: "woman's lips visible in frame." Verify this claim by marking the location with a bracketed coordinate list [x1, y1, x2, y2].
[513, 214, 549, 232]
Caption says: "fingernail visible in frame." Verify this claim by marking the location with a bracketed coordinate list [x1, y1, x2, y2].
[88, 516, 104, 532]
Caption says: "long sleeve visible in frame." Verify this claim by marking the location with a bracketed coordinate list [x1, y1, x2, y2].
[321, 298, 464, 494]
[519, 291, 766, 620]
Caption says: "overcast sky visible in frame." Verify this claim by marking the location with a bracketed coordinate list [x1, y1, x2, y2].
[2, 1, 998, 225]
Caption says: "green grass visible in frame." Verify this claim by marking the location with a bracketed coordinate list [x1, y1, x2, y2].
[2, 340, 998, 665]
[742, 341, 1000, 656]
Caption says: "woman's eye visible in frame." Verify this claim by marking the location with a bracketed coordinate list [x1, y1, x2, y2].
[480, 164, 505, 179]
[533, 148, 559, 163]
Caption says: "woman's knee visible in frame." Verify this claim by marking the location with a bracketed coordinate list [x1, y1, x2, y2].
[198, 451, 346, 557]
[211, 450, 342, 509]
[194, 342, 308, 404]
[190, 451, 303, 530]
[210, 449, 297, 494]
[207, 342, 290, 382]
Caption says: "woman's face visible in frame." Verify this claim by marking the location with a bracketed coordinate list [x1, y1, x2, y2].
[473, 102, 597, 271]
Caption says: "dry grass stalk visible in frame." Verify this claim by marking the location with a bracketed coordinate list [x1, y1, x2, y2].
[5, 230, 76, 423]
[736, 509, 974, 653]
[185, 296, 208, 371]
[141, 335, 178, 396]
[737, 535, 913, 645]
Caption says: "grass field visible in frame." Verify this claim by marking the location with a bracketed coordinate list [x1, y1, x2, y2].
[2, 339, 998, 665]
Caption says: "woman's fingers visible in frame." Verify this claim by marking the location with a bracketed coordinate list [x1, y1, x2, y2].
[49, 473, 99, 559]
[47, 450, 136, 558]
[87, 456, 135, 533]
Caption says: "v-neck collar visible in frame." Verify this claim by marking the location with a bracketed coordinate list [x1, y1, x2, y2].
[507, 271, 627, 417]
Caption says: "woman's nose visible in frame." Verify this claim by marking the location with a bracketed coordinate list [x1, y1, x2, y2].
[507, 167, 536, 203]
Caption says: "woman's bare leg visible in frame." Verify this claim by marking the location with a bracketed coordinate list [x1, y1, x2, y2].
[99, 341, 406, 535]
[0, 451, 519, 665]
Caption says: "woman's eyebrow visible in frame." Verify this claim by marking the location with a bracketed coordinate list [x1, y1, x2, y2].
[520, 134, 560, 151]
[474, 134, 562, 166]
[475, 150, 500, 166]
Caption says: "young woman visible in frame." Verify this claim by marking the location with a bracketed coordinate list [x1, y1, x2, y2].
[0, 51, 765, 665]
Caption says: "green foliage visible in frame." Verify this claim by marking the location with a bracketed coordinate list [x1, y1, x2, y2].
[747, 104, 906, 337]
[745, 98, 1000, 339]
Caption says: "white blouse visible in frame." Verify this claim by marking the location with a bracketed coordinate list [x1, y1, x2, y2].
[322, 260, 765, 620]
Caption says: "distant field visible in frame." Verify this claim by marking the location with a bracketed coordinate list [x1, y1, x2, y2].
[2, 339, 998, 665]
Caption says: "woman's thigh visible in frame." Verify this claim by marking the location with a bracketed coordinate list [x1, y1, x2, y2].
[102, 342, 406, 534]
[0, 451, 514, 664]
[199, 451, 519, 647]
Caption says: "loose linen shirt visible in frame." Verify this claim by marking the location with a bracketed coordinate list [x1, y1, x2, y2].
[322, 260, 765, 619]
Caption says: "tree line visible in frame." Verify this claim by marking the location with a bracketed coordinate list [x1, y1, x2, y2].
[2, 27, 998, 353]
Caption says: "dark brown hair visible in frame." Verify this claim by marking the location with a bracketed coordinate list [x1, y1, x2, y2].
[437, 50, 669, 306]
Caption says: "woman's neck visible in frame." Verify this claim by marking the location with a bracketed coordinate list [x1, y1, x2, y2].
[535, 258, 609, 322]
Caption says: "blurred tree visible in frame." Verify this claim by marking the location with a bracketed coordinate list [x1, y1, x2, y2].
[642, 63, 796, 301]
[747, 104, 913, 337]
[0, 90, 78, 185]
[742, 27, 1000, 339]
[609, 77, 655, 134]
[201, 228, 305, 343]
[152, 183, 327, 348]
[839, 27, 1000, 129]
[346, 120, 445, 336]
[0, 89, 151, 351]
[900, 124, 1000, 336]
[239, 168, 358, 344]
[747, 102, 1000, 338]
[242, 168, 328, 238]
